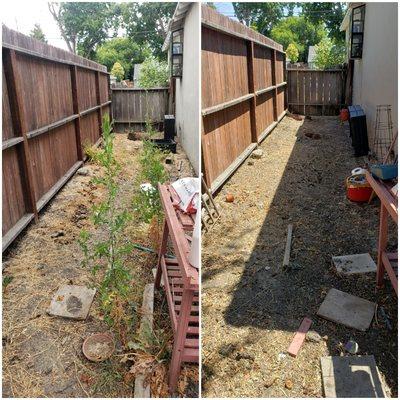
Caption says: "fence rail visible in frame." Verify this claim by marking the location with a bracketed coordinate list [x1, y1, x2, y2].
[111, 87, 169, 131]
[201, 5, 287, 191]
[287, 68, 345, 116]
[2, 26, 110, 251]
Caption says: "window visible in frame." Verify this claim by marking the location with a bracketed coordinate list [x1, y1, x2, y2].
[351, 5, 365, 59]
[171, 29, 183, 77]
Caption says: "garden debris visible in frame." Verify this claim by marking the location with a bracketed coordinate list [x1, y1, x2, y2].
[82, 332, 115, 362]
[344, 339, 359, 354]
[287, 112, 303, 121]
[77, 167, 91, 176]
[48, 285, 96, 320]
[287, 317, 312, 357]
[380, 307, 393, 331]
[317, 288, 375, 331]
[51, 230, 65, 238]
[251, 149, 263, 159]
[305, 132, 321, 139]
[332, 253, 377, 275]
[320, 355, 386, 398]
[285, 379, 293, 390]
[306, 330, 322, 343]
[282, 224, 293, 269]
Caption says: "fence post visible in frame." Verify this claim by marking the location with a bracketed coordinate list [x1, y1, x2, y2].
[246, 41, 258, 143]
[272, 49, 278, 121]
[3, 48, 38, 221]
[70, 65, 83, 161]
[95, 71, 102, 136]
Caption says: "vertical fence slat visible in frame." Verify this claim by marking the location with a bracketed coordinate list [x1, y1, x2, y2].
[70, 65, 83, 161]
[247, 41, 258, 143]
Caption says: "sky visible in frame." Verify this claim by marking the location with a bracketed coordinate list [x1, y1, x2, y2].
[214, 2, 237, 20]
[2, 1, 70, 50]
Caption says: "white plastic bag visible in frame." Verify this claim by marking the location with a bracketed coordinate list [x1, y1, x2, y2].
[171, 177, 200, 213]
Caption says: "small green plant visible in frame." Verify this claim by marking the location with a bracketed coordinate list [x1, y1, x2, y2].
[79, 114, 133, 329]
[3, 275, 13, 292]
[286, 43, 299, 63]
[111, 61, 125, 82]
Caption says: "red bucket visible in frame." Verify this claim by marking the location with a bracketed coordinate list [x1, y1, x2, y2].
[346, 175, 372, 202]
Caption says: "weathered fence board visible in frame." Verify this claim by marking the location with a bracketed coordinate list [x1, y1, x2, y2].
[111, 87, 169, 131]
[201, 5, 287, 191]
[2, 26, 110, 251]
[287, 69, 345, 116]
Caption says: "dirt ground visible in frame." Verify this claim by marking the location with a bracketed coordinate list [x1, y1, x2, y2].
[202, 116, 398, 398]
[2, 133, 198, 398]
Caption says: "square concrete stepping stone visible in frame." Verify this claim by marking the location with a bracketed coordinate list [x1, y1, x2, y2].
[317, 288, 375, 331]
[48, 285, 96, 320]
[332, 253, 377, 275]
[321, 355, 386, 397]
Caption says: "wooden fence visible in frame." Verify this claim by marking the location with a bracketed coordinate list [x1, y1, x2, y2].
[2, 26, 111, 251]
[111, 87, 169, 131]
[287, 69, 345, 116]
[201, 5, 287, 191]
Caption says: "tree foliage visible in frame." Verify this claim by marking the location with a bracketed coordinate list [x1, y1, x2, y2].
[270, 16, 326, 62]
[138, 56, 169, 89]
[30, 23, 47, 43]
[111, 62, 125, 82]
[314, 37, 346, 69]
[48, 2, 120, 58]
[96, 38, 150, 79]
[286, 43, 299, 63]
[121, 2, 176, 59]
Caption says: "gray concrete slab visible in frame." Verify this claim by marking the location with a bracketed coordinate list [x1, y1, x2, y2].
[332, 253, 377, 275]
[321, 355, 386, 398]
[317, 288, 375, 331]
[48, 285, 95, 320]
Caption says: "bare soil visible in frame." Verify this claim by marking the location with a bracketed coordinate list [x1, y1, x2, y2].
[202, 116, 398, 398]
[2, 134, 197, 398]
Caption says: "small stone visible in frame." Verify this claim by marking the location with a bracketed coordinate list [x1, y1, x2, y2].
[225, 194, 234, 203]
[264, 376, 277, 388]
[235, 351, 254, 361]
[344, 339, 359, 354]
[51, 230, 65, 238]
[322, 335, 329, 341]
[77, 167, 90, 176]
[264, 266, 271, 271]
[306, 330, 322, 343]
[251, 149, 263, 159]
[285, 379, 293, 390]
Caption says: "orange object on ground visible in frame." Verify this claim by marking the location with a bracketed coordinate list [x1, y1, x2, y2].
[287, 317, 312, 357]
[346, 175, 373, 202]
[340, 108, 349, 122]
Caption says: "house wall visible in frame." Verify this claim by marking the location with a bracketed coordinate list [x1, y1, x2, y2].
[351, 3, 398, 148]
[175, 3, 200, 174]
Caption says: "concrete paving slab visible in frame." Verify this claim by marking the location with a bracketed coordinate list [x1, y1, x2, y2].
[321, 355, 386, 398]
[332, 253, 377, 275]
[317, 288, 375, 331]
[48, 285, 96, 320]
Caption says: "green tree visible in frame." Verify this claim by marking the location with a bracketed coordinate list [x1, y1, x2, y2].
[121, 2, 176, 59]
[111, 62, 125, 82]
[138, 56, 169, 88]
[30, 23, 47, 43]
[96, 38, 150, 79]
[301, 2, 346, 42]
[48, 2, 120, 58]
[232, 3, 296, 36]
[286, 43, 299, 63]
[314, 37, 346, 69]
[270, 16, 326, 62]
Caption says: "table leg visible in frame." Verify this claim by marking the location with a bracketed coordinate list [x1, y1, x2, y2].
[155, 220, 169, 289]
[377, 203, 388, 289]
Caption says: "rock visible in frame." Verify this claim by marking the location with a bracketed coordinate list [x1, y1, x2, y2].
[264, 376, 277, 388]
[235, 351, 254, 361]
[306, 330, 322, 343]
[251, 149, 263, 159]
[77, 167, 90, 176]
[51, 230, 65, 238]
[344, 339, 359, 354]
[285, 379, 294, 390]
[218, 343, 236, 357]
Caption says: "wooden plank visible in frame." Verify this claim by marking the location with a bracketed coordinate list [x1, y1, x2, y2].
[247, 41, 257, 143]
[202, 93, 253, 116]
[95, 71, 103, 136]
[3, 48, 38, 220]
[272, 50, 278, 121]
[283, 224, 293, 267]
[2, 136, 24, 150]
[2, 212, 35, 252]
[287, 317, 312, 357]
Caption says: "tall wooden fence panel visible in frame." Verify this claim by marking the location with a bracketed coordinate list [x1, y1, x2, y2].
[2, 26, 111, 251]
[287, 69, 345, 116]
[201, 5, 287, 191]
[111, 87, 169, 131]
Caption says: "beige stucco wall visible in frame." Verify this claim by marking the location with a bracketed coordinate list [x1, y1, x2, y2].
[351, 3, 398, 148]
[175, 3, 200, 174]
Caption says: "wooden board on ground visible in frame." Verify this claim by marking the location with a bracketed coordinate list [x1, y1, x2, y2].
[287, 317, 312, 357]
[332, 253, 377, 275]
[321, 355, 386, 398]
[48, 285, 96, 320]
[317, 288, 375, 331]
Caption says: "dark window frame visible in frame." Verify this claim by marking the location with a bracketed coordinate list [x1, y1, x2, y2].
[350, 5, 365, 59]
[171, 29, 184, 78]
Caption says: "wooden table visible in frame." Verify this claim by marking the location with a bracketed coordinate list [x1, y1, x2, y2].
[366, 172, 398, 295]
[154, 183, 199, 392]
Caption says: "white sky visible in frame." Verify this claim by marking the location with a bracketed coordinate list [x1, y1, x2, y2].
[2, 0, 69, 50]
